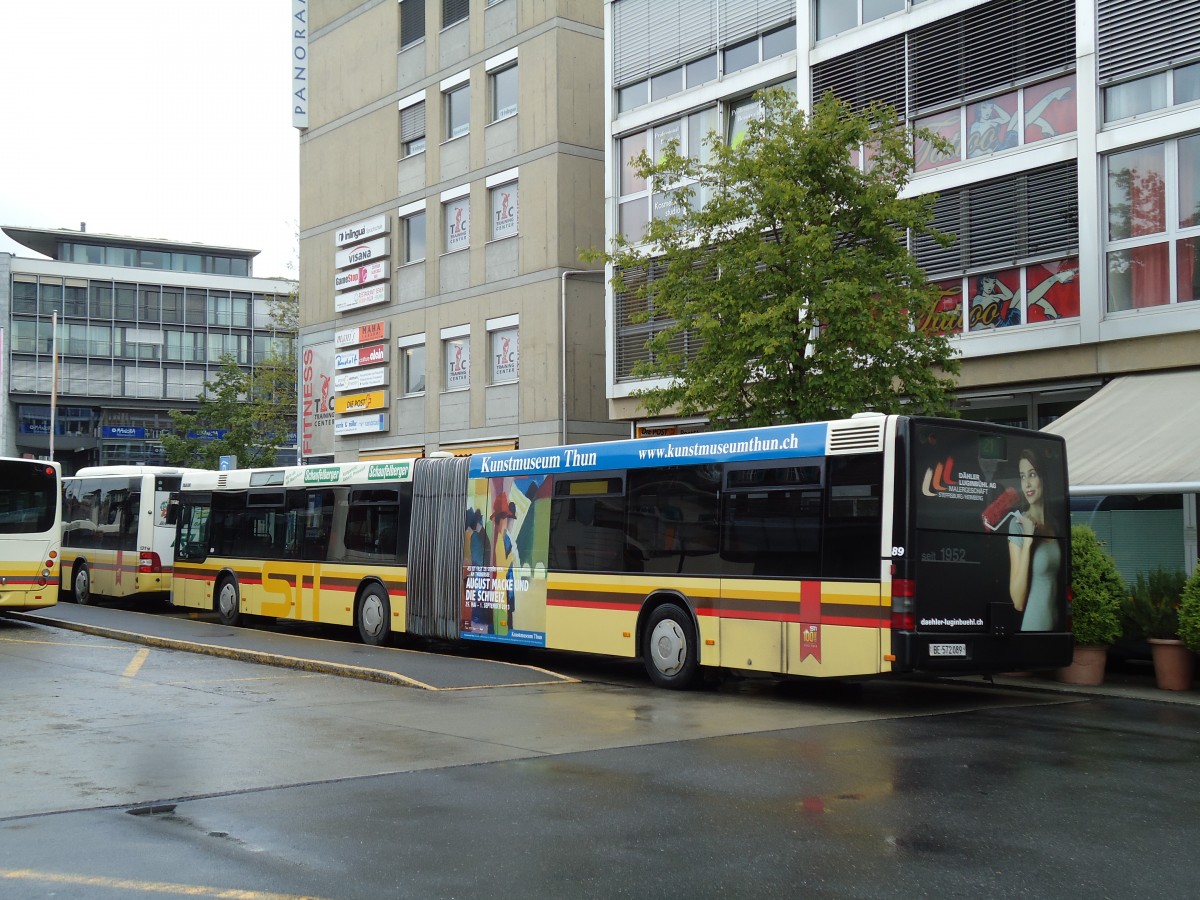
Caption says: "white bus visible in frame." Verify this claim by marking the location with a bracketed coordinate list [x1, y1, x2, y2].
[0, 458, 62, 613]
[61, 466, 199, 605]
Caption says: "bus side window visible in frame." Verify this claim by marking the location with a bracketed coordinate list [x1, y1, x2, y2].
[822, 454, 883, 579]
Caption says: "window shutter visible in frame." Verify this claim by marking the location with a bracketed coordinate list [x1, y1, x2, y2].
[916, 161, 1078, 276]
[613, 0, 652, 87]
[1098, 0, 1200, 82]
[719, 0, 794, 46]
[811, 35, 906, 115]
[400, 0, 425, 47]
[443, 0, 468, 28]
[910, 0, 1074, 113]
[400, 102, 425, 142]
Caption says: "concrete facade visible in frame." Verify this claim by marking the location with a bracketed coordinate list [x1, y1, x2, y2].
[298, 0, 620, 462]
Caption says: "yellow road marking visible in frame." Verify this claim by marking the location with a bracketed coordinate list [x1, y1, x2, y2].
[122, 647, 151, 678]
[0, 636, 131, 650]
[0, 868, 330, 899]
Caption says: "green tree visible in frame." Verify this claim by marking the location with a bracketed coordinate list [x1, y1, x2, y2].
[162, 291, 298, 469]
[593, 89, 959, 427]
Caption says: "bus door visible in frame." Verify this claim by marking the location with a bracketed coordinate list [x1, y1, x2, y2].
[906, 422, 1071, 671]
[151, 476, 183, 575]
[172, 493, 213, 610]
[719, 462, 823, 676]
[262, 488, 335, 623]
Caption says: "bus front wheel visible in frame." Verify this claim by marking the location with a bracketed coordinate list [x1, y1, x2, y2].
[356, 585, 391, 646]
[642, 602, 700, 690]
[215, 577, 242, 627]
[72, 563, 92, 605]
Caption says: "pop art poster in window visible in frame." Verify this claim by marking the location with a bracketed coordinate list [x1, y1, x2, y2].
[917, 279, 964, 335]
[1026, 258, 1080, 322]
[967, 268, 1022, 331]
[1024, 75, 1076, 144]
[967, 91, 1018, 158]
[914, 110, 961, 172]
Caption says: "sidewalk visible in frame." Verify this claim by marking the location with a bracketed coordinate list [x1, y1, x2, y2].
[6, 602, 1198, 702]
[956, 660, 1200, 706]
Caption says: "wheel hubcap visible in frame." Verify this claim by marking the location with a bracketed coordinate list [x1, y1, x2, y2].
[650, 619, 686, 677]
[361, 597, 383, 637]
[219, 585, 236, 616]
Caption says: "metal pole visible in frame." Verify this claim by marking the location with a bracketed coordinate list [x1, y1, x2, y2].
[50, 311, 58, 461]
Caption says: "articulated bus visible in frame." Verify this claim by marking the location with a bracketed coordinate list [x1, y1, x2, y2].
[0, 458, 62, 612]
[169, 416, 1072, 688]
[61, 466, 199, 604]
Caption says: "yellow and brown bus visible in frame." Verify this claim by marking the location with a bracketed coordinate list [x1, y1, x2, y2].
[61, 466, 201, 604]
[169, 416, 1072, 688]
[0, 457, 61, 612]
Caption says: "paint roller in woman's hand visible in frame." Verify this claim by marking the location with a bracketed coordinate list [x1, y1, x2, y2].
[981, 487, 1021, 532]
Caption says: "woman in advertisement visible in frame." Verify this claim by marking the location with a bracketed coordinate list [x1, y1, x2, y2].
[1008, 449, 1062, 631]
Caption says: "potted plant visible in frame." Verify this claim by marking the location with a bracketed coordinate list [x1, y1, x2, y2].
[1056, 526, 1123, 685]
[1123, 567, 1193, 691]
[1179, 564, 1200, 658]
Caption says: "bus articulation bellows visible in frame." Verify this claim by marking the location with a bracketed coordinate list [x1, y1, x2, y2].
[0, 458, 62, 613]
[169, 416, 1072, 688]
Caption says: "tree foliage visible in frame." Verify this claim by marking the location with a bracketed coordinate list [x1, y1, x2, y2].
[162, 291, 298, 469]
[593, 89, 960, 427]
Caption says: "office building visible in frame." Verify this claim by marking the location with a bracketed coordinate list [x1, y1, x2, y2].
[1, 226, 298, 473]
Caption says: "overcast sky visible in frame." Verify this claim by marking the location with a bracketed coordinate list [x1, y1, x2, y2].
[0, 0, 299, 279]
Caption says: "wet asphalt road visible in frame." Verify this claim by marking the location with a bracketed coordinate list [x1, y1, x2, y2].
[1, 613, 1196, 899]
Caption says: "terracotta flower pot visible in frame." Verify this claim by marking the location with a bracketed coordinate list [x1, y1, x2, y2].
[1148, 639, 1195, 691]
[1055, 644, 1108, 686]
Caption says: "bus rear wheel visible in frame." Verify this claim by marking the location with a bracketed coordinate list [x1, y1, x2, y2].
[642, 602, 700, 690]
[215, 576, 242, 627]
[72, 562, 92, 605]
[356, 585, 391, 646]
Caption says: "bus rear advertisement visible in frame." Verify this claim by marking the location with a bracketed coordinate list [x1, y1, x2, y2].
[169, 416, 1072, 688]
[0, 458, 62, 612]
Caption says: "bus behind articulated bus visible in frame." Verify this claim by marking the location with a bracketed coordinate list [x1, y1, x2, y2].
[0, 458, 62, 613]
[61, 466, 199, 605]
[168, 415, 1071, 688]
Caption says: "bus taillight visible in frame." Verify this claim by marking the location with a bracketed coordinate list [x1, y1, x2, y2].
[139, 551, 163, 573]
[891, 578, 915, 631]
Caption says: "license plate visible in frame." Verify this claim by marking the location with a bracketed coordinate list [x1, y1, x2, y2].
[929, 642, 966, 658]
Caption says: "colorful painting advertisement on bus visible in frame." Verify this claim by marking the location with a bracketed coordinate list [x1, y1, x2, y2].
[912, 423, 1068, 634]
[462, 474, 552, 646]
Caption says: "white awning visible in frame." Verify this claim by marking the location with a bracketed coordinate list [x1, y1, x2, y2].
[1041, 369, 1200, 495]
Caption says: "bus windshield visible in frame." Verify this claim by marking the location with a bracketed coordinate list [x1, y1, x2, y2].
[0, 460, 59, 534]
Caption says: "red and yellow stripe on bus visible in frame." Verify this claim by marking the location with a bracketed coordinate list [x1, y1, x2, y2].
[546, 573, 890, 678]
[172, 558, 407, 630]
[0, 559, 60, 610]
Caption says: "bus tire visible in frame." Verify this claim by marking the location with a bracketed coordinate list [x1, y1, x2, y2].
[642, 602, 700, 690]
[215, 576, 242, 627]
[356, 585, 391, 646]
[72, 562, 93, 605]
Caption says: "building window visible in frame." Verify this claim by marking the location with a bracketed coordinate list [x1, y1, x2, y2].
[402, 210, 427, 263]
[489, 325, 519, 384]
[1104, 61, 1200, 123]
[915, 161, 1081, 332]
[913, 75, 1077, 172]
[444, 335, 470, 390]
[443, 0, 468, 28]
[444, 196, 470, 252]
[400, 0, 424, 47]
[1105, 134, 1200, 311]
[816, 0, 905, 41]
[401, 339, 426, 395]
[445, 82, 470, 139]
[490, 181, 518, 239]
[400, 100, 426, 157]
[490, 64, 517, 121]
